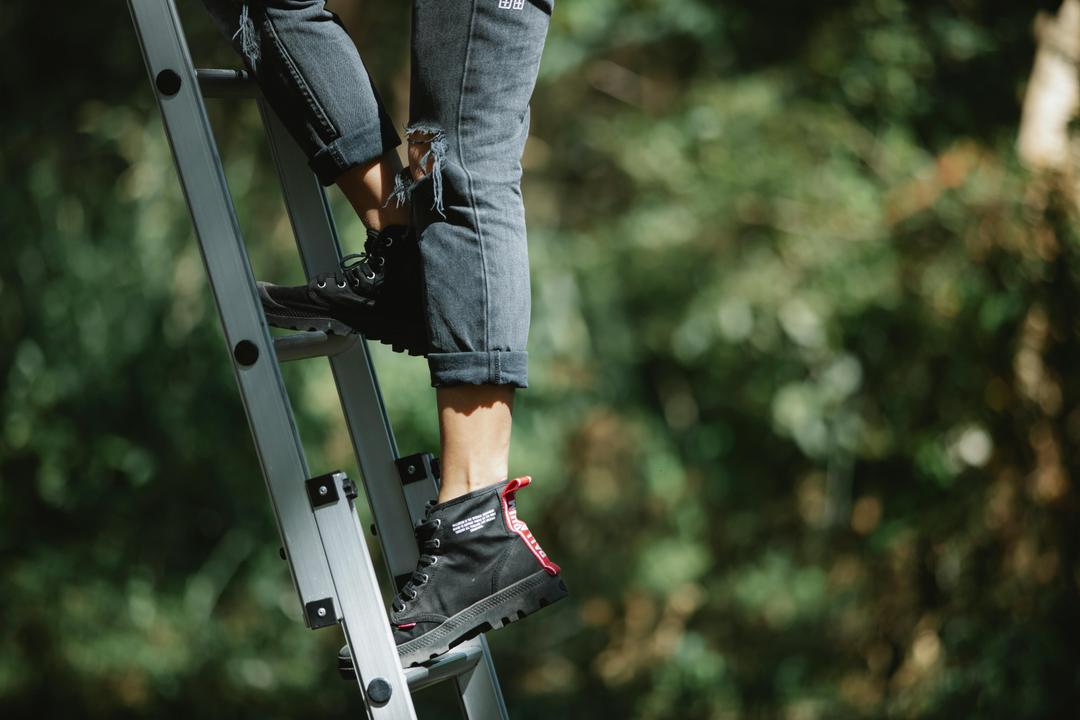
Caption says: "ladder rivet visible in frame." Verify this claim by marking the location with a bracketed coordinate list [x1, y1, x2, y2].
[317, 607, 327, 618]
[318, 485, 328, 496]
[155, 69, 182, 96]
[233, 340, 259, 367]
[407, 464, 416, 474]
[366, 678, 392, 705]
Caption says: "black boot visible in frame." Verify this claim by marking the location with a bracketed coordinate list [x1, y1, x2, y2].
[258, 224, 428, 356]
[339, 476, 568, 672]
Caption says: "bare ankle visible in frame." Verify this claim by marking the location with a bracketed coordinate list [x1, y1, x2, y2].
[437, 468, 505, 504]
[335, 150, 410, 230]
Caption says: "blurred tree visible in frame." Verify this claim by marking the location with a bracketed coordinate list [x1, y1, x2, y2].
[2, 1, 1079, 719]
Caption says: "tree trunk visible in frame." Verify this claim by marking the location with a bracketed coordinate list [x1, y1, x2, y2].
[1018, 0, 1080, 184]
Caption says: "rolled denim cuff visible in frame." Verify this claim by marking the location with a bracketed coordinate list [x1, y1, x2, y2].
[428, 351, 528, 388]
[309, 116, 401, 187]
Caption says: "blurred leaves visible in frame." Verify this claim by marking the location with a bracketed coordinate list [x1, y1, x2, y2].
[3, 1, 1080, 719]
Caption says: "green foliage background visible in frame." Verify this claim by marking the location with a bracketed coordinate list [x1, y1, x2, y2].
[3, 0, 1079, 717]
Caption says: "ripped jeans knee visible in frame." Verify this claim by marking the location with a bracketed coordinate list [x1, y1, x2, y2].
[385, 123, 447, 218]
[233, 3, 261, 68]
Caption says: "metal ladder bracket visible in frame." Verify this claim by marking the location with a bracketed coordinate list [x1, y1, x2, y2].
[395, 453, 440, 486]
[307, 471, 346, 509]
[305, 597, 338, 629]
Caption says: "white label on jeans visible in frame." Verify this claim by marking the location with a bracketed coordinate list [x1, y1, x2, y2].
[498, 0, 526, 9]
[452, 508, 497, 534]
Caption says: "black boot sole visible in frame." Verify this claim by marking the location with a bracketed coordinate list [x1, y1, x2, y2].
[337, 570, 568, 677]
[264, 311, 427, 357]
[264, 310, 354, 336]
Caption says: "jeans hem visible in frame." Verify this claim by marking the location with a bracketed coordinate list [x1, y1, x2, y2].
[428, 351, 528, 388]
[310, 120, 402, 187]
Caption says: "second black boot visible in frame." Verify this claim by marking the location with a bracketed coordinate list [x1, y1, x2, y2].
[257, 224, 428, 356]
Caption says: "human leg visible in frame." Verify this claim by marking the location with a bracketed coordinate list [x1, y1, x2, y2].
[397, 0, 554, 507]
[376, 0, 566, 666]
[336, 153, 410, 231]
[435, 385, 514, 503]
[200, 0, 426, 352]
[200, 0, 401, 187]
[404, 0, 553, 391]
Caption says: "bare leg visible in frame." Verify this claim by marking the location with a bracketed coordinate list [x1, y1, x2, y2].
[336, 149, 410, 230]
[407, 135, 435, 181]
[436, 385, 514, 503]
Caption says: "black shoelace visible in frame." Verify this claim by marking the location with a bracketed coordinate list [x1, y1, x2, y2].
[341, 229, 395, 287]
[392, 504, 442, 614]
[309, 230, 390, 290]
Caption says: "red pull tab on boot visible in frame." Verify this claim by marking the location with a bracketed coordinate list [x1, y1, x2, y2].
[500, 476, 561, 576]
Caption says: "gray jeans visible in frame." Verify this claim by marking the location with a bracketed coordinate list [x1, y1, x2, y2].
[200, 0, 553, 388]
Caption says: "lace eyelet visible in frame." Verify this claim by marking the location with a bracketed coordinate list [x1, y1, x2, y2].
[384, 237, 394, 248]
[365, 271, 376, 281]
[433, 539, 441, 549]
[408, 589, 418, 600]
[433, 519, 442, 529]
[429, 556, 438, 566]
[316, 280, 326, 289]
[376, 257, 386, 268]
[420, 573, 429, 584]
[336, 280, 347, 288]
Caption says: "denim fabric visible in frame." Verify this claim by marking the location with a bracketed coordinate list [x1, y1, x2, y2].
[200, 0, 553, 388]
[404, 0, 551, 389]
[200, 0, 400, 186]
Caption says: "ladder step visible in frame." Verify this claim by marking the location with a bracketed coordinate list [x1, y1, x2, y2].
[405, 646, 485, 692]
[197, 68, 256, 98]
[337, 645, 483, 691]
[274, 331, 360, 362]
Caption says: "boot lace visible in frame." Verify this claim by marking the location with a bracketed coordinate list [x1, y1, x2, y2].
[392, 504, 442, 614]
[340, 228, 395, 287]
[309, 229, 389, 290]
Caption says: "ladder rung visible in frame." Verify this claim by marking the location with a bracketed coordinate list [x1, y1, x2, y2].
[403, 646, 484, 693]
[197, 68, 257, 98]
[274, 331, 360, 362]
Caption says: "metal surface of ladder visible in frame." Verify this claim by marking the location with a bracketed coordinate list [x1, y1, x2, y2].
[126, 1, 509, 718]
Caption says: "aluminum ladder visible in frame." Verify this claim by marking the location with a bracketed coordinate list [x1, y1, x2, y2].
[126, 1, 510, 717]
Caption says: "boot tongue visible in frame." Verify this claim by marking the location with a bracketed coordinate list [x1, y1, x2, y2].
[341, 255, 376, 286]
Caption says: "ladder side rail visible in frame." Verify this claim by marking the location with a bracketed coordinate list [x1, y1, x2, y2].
[126, 0, 337, 621]
[312, 473, 417, 719]
[257, 105, 418, 578]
